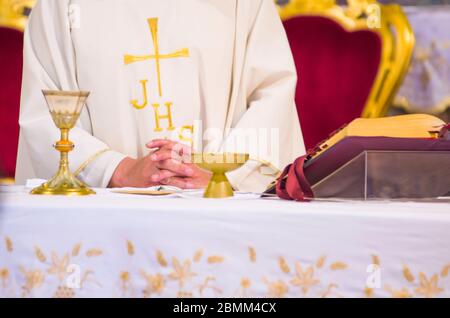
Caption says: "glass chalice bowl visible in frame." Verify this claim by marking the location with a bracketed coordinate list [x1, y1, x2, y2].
[191, 153, 249, 198]
[31, 90, 95, 196]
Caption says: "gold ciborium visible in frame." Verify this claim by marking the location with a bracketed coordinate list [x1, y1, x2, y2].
[192, 153, 249, 198]
[31, 90, 95, 196]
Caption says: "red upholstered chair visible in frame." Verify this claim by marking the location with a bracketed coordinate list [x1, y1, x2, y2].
[0, 27, 23, 180]
[0, 0, 35, 180]
[278, 0, 415, 150]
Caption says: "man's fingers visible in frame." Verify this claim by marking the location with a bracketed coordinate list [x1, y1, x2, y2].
[157, 159, 194, 177]
[160, 177, 196, 189]
[150, 149, 181, 162]
[146, 139, 173, 149]
[149, 169, 176, 183]
[146, 139, 192, 161]
[172, 142, 192, 158]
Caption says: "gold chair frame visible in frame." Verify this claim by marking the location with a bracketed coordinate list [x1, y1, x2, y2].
[277, 0, 415, 118]
[0, 0, 35, 31]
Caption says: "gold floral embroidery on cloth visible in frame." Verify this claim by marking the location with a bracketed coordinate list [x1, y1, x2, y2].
[117, 241, 223, 298]
[364, 256, 449, 298]
[267, 255, 346, 298]
[1, 237, 102, 298]
[2, 237, 449, 298]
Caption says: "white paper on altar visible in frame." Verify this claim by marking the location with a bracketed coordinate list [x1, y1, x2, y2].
[22, 180, 263, 200]
[1, 186, 450, 298]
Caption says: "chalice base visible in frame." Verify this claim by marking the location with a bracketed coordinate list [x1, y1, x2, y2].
[204, 173, 234, 199]
[31, 170, 95, 196]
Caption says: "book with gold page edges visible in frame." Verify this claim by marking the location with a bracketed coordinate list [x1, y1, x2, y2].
[311, 114, 445, 158]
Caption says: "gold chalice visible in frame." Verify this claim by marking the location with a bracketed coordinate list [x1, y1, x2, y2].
[31, 90, 95, 196]
[192, 153, 249, 198]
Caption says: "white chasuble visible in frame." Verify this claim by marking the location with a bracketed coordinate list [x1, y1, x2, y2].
[16, 0, 305, 192]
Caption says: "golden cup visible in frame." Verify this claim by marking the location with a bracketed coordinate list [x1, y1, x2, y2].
[31, 90, 95, 196]
[192, 153, 249, 198]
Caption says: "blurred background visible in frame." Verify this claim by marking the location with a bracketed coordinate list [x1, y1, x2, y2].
[1, 0, 449, 181]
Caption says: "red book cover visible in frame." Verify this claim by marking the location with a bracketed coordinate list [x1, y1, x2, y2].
[304, 136, 450, 186]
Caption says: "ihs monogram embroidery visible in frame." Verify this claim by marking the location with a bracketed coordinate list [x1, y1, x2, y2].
[124, 18, 193, 143]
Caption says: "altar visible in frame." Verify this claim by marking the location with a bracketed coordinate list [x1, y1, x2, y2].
[1, 185, 449, 298]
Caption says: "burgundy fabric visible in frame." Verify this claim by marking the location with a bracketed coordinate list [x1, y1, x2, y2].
[275, 137, 450, 201]
[283, 16, 382, 150]
[0, 27, 23, 178]
[276, 154, 313, 201]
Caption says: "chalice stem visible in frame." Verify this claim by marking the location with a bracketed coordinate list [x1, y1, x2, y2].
[57, 150, 70, 176]
[60, 128, 70, 167]
[61, 128, 69, 142]
[55, 128, 72, 177]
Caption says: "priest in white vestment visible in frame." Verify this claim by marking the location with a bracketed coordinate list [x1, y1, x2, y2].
[16, 0, 305, 192]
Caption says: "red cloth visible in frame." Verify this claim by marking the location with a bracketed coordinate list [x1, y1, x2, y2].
[283, 16, 382, 150]
[276, 154, 313, 202]
[0, 27, 23, 178]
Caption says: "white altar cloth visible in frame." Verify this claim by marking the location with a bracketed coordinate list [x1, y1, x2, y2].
[0, 185, 449, 298]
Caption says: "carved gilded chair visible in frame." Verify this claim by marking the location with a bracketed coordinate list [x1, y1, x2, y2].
[0, 0, 35, 181]
[278, 0, 415, 149]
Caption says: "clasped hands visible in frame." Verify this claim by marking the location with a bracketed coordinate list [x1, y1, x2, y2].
[109, 139, 211, 189]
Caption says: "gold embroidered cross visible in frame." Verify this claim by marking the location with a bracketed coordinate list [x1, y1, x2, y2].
[124, 18, 190, 97]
